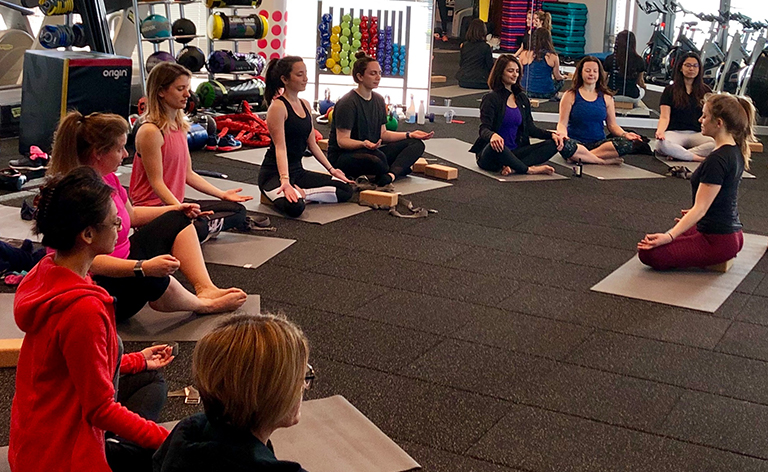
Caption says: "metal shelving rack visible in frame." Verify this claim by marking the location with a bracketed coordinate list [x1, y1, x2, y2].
[206, 5, 261, 81]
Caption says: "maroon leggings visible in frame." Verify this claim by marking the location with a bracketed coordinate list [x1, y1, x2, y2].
[639, 227, 744, 270]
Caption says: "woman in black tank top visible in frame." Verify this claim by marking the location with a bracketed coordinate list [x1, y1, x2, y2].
[258, 57, 353, 218]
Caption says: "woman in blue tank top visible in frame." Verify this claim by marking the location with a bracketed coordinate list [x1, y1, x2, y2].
[519, 29, 565, 99]
[557, 56, 644, 164]
[259, 57, 353, 218]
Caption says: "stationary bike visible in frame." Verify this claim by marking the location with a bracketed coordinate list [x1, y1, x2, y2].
[637, 0, 675, 83]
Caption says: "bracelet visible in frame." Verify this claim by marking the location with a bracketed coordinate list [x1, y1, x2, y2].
[405, 132, 410, 140]
[666, 231, 675, 241]
[134, 260, 145, 278]
[279, 174, 290, 181]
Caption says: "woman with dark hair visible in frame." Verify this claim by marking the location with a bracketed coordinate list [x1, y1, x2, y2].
[604, 30, 646, 103]
[557, 56, 643, 164]
[456, 19, 494, 89]
[131, 62, 263, 243]
[469, 54, 576, 176]
[327, 51, 434, 186]
[655, 52, 715, 161]
[259, 56, 353, 217]
[639, 93, 756, 269]
[519, 28, 566, 99]
[10, 167, 172, 472]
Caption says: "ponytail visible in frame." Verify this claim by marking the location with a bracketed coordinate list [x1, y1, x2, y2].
[264, 56, 303, 106]
[735, 96, 757, 169]
[705, 93, 756, 171]
[49, 111, 130, 176]
[49, 111, 85, 176]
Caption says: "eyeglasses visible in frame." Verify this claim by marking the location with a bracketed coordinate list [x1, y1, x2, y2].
[682, 63, 700, 69]
[304, 364, 315, 390]
[100, 216, 123, 231]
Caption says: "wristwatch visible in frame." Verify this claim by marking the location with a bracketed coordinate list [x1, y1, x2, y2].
[405, 132, 411, 139]
[134, 260, 145, 278]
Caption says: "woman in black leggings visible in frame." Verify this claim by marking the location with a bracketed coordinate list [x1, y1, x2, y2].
[259, 56, 353, 217]
[328, 51, 434, 186]
[470, 54, 576, 175]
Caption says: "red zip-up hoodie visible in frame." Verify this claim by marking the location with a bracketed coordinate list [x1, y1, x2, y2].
[9, 254, 168, 472]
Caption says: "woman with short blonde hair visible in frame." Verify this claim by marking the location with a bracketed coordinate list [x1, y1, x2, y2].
[154, 313, 312, 471]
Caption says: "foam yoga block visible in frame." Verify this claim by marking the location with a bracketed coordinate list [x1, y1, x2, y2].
[412, 157, 428, 173]
[425, 164, 458, 180]
[360, 190, 398, 207]
[706, 259, 734, 273]
[749, 142, 763, 153]
[614, 101, 634, 110]
[529, 99, 540, 108]
[260, 193, 272, 205]
[318, 139, 329, 151]
[0, 339, 23, 367]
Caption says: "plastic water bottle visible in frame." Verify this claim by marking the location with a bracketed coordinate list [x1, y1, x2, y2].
[417, 100, 426, 125]
[406, 95, 416, 124]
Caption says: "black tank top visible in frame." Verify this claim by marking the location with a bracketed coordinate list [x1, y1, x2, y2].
[262, 96, 312, 172]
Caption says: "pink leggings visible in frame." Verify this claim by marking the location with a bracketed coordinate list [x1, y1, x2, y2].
[639, 227, 744, 270]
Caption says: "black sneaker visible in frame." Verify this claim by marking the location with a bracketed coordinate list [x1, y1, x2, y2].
[10, 146, 49, 171]
[20, 199, 36, 221]
[0, 168, 26, 191]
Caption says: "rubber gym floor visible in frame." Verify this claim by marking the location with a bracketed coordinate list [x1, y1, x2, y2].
[1, 116, 768, 470]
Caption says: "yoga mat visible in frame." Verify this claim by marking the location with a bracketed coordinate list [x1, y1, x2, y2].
[425, 138, 568, 182]
[550, 155, 665, 180]
[217, 147, 330, 174]
[0, 205, 38, 242]
[591, 233, 768, 313]
[0, 396, 419, 472]
[202, 232, 295, 269]
[271, 395, 421, 472]
[655, 155, 756, 179]
[118, 294, 260, 342]
[431, 84, 488, 98]
[0, 293, 24, 339]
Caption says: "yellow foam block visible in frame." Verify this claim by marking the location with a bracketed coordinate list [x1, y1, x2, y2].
[360, 190, 398, 207]
[706, 259, 734, 273]
[412, 157, 428, 173]
[318, 139, 329, 151]
[0, 338, 23, 367]
[749, 142, 763, 153]
[431, 75, 447, 83]
[425, 164, 458, 180]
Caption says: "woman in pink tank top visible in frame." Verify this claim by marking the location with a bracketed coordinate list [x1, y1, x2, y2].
[132, 62, 263, 242]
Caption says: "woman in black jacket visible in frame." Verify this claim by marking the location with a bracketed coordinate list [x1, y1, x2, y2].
[456, 19, 494, 89]
[469, 54, 577, 175]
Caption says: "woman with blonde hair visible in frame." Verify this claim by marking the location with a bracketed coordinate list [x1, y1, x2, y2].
[49, 110, 247, 322]
[131, 62, 261, 242]
[154, 313, 312, 471]
[638, 93, 756, 269]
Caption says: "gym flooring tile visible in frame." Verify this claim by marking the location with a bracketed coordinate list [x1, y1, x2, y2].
[398, 441, 522, 472]
[349, 290, 487, 336]
[307, 358, 513, 455]
[451, 309, 594, 360]
[659, 390, 768, 459]
[567, 331, 768, 405]
[400, 338, 559, 403]
[513, 215, 648, 250]
[715, 321, 768, 362]
[406, 195, 532, 230]
[754, 277, 768, 298]
[471, 405, 768, 472]
[559, 243, 638, 270]
[260, 241, 350, 271]
[736, 294, 768, 326]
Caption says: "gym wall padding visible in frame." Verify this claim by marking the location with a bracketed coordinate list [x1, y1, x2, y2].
[19, 50, 131, 154]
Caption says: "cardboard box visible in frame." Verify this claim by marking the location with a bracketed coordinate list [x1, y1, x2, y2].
[360, 190, 398, 207]
[425, 164, 458, 180]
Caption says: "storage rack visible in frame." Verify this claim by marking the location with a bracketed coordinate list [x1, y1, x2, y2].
[206, 4, 262, 80]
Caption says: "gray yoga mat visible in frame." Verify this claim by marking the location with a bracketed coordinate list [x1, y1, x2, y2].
[0, 205, 38, 242]
[425, 138, 568, 182]
[0, 293, 24, 339]
[217, 147, 330, 174]
[202, 232, 295, 269]
[431, 84, 488, 98]
[655, 155, 756, 179]
[118, 294, 260, 342]
[550, 155, 665, 180]
[591, 233, 768, 313]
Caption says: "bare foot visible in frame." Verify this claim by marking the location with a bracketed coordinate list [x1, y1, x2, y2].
[500, 166, 512, 176]
[601, 157, 624, 165]
[692, 154, 706, 162]
[528, 165, 555, 175]
[196, 290, 248, 314]
[197, 286, 245, 300]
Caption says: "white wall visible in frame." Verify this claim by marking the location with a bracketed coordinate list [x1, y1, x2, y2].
[579, 0, 607, 53]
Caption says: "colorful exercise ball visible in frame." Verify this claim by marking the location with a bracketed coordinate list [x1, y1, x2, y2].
[340, 58, 349, 67]
[353, 31, 362, 41]
[351, 24, 359, 34]
[325, 58, 336, 68]
[331, 51, 340, 62]
[340, 35, 349, 44]
[352, 39, 361, 49]
[342, 27, 350, 37]
[353, 17, 361, 25]
[342, 66, 351, 75]
[330, 33, 339, 43]
[342, 14, 351, 22]
[341, 42, 349, 51]
[331, 43, 340, 52]
[331, 25, 340, 34]
[332, 64, 341, 74]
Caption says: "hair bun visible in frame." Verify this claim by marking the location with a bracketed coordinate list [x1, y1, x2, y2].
[354, 50, 368, 60]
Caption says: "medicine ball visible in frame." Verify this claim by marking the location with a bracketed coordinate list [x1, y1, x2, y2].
[146, 51, 176, 73]
[177, 45, 205, 72]
[141, 14, 171, 42]
[171, 18, 196, 44]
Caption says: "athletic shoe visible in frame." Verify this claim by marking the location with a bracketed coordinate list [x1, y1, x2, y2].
[204, 135, 219, 151]
[0, 168, 26, 191]
[10, 146, 49, 171]
[217, 134, 242, 152]
[20, 199, 36, 221]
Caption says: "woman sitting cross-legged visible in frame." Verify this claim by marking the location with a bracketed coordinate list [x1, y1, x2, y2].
[638, 93, 755, 270]
[153, 313, 312, 472]
[655, 52, 715, 162]
[259, 56, 353, 217]
[519, 28, 566, 100]
[49, 111, 247, 322]
[10, 167, 171, 472]
[327, 51, 434, 187]
[469, 54, 576, 176]
[557, 56, 644, 165]
[456, 19, 494, 90]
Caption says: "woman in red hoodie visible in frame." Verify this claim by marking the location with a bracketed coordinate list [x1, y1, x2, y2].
[10, 167, 170, 472]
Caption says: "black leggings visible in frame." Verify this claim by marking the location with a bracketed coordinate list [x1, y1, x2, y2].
[259, 167, 353, 218]
[95, 210, 192, 322]
[191, 200, 247, 242]
[436, 0, 449, 34]
[476, 139, 576, 174]
[332, 139, 425, 182]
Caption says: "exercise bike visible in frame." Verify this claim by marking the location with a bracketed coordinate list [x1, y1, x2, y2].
[715, 13, 767, 93]
[637, 0, 675, 84]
